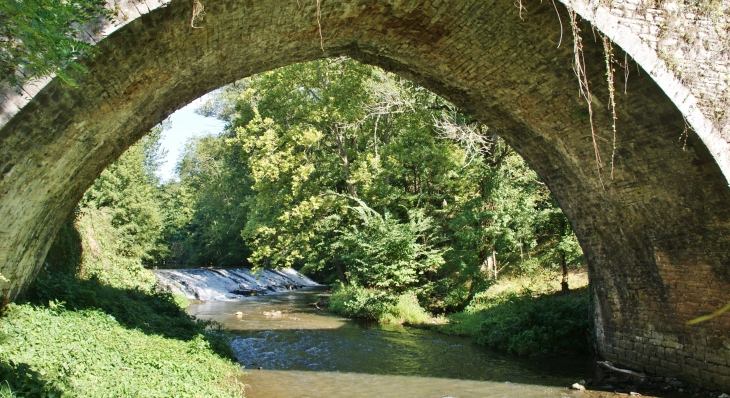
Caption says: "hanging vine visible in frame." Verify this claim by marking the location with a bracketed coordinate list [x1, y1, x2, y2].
[602, 35, 618, 180]
[190, 0, 205, 28]
[568, 8, 604, 187]
[316, 0, 324, 50]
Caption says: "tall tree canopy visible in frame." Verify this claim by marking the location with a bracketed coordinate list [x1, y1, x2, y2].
[44, 57, 583, 311]
[168, 58, 583, 310]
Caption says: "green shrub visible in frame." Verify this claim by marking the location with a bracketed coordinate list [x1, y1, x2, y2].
[329, 285, 432, 325]
[334, 199, 446, 291]
[472, 290, 591, 355]
[0, 361, 62, 398]
[74, 206, 158, 291]
[380, 293, 432, 325]
[329, 285, 396, 321]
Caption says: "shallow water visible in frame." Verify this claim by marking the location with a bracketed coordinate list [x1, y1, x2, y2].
[188, 288, 620, 398]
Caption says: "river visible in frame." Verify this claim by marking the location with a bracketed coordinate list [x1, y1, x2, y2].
[186, 287, 683, 398]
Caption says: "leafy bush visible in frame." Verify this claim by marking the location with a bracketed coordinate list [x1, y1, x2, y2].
[334, 199, 446, 291]
[0, 361, 62, 398]
[472, 290, 591, 355]
[73, 206, 158, 290]
[328, 284, 397, 321]
[329, 285, 432, 325]
[437, 273, 592, 357]
[379, 293, 432, 325]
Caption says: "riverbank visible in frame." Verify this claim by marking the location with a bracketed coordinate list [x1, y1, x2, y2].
[436, 272, 592, 355]
[323, 273, 725, 397]
[0, 270, 244, 397]
[327, 271, 593, 356]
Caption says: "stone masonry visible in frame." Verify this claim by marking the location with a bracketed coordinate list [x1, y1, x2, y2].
[1, 0, 730, 390]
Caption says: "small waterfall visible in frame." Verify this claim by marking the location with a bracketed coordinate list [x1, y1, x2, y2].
[153, 268, 321, 301]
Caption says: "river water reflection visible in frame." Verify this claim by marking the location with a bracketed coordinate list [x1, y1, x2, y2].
[187, 288, 677, 398]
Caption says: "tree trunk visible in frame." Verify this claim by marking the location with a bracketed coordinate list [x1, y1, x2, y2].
[492, 250, 498, 280]
[334, 259, 347, 282]
[560, 251, 569, 292]
[334, 128, 357, 198]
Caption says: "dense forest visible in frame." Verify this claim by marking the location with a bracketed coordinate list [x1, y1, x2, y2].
[44, 58, 591, 348]
[67, 58, 585, 312]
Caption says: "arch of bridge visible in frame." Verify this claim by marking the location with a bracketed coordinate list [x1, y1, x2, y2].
[1, 0, 729, 389]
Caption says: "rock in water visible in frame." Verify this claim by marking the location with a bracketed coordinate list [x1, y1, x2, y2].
[263, 311, 282, 317]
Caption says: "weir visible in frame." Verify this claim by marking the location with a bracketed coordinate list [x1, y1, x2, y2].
[154, 268, 320, 301]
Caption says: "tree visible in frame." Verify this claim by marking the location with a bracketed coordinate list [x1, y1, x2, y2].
[171, 133, 254, 267]
[334, 198, 446, 292]
[0, 0, 112, 86]
[80, 124, 168, 263]
[168, 58, 585, 311]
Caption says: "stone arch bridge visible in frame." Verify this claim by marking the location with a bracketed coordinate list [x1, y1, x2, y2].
[1, 0, 730, 390]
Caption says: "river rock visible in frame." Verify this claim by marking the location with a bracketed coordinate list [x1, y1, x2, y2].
[570, 383, 586, 391]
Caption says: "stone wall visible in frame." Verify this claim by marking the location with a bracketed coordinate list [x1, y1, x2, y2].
[571, 0, 730, 201]
[1, 0, 729, 390]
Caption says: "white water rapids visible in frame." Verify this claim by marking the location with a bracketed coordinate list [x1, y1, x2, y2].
[153, 268, 320, 301]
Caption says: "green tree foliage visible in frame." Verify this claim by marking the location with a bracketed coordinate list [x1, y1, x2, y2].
[334, 198, 445, 291]
[170, 134, 254, 267]
[174, 58, 584, 313]
[67, 125, 169, 288]
[0, 0, 111, 85]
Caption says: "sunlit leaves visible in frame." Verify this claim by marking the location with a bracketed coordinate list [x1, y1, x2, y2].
[0, 0, 112, 85]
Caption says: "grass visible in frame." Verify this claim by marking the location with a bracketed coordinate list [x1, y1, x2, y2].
[0, 270, 245, 397]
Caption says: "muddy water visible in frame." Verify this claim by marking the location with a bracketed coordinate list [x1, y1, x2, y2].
[187, 288, 675, 398]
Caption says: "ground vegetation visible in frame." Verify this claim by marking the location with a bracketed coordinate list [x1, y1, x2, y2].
[0, 132, 244, 397]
